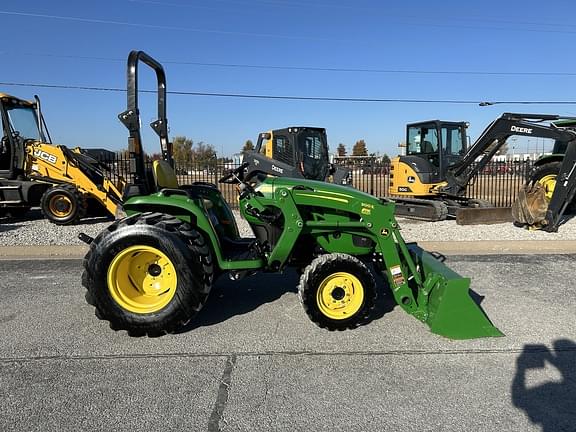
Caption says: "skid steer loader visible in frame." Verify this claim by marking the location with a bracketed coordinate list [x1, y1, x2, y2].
[243, 127, 351, 185]
[0, 93, 124, 224]
[80, 50, 501, 340]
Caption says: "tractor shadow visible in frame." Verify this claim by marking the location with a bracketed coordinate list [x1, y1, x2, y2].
[177, 268, 396, 332]
[178, 270, 300, 332]
[511, 339, 576, 432]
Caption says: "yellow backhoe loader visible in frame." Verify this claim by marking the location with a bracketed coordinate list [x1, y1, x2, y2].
[0, 93, 124, 224]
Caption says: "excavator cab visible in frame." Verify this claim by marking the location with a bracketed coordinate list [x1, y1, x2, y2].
[390, 120, 467, 196]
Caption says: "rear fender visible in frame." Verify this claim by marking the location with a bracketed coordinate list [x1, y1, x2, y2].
[122, 193, 233, 269]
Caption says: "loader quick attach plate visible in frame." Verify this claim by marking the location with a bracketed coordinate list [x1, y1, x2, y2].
[407, 244, 504, 339]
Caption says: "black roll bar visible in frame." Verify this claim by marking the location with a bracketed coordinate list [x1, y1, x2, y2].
[118, 50, 172, 187]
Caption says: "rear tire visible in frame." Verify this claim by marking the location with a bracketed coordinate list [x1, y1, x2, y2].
[82, 212, 213, 336]
[41, 184, 87, 225]
[298, 253, 377, 330]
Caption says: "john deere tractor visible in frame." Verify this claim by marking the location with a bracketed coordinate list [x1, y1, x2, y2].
[80, 51, 501, 339]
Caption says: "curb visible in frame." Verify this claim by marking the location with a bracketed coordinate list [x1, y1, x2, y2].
[1, 240, 576, 260]
[0, 245, 88, 260]
[418, 240, 576, 255]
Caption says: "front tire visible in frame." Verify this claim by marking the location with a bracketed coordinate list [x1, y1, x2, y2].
[298, 253, 377, 330]
[82, 212, 213, 336]
[41, 184, 87, 225]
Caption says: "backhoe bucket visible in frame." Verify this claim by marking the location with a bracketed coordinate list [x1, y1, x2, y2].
[412, 245, 503, 339]
[511, 183, 548, 228]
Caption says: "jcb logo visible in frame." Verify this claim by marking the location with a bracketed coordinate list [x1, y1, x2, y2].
[33, 149, 57, 164]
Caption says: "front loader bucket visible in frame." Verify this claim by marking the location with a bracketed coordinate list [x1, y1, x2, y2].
[412, 245, 503, 339]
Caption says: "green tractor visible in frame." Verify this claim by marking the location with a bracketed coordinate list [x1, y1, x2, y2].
[527, 119, 576, 201]
[80, 51, 502, 339]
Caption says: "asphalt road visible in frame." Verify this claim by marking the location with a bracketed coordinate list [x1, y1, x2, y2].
[0, 255, 575, 432]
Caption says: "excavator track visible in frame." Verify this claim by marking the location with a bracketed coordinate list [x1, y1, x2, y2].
[388, 197, 449, 221]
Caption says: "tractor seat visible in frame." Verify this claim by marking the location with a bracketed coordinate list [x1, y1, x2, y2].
[152, 159, 179, 189]
[151, 160, 254, 258]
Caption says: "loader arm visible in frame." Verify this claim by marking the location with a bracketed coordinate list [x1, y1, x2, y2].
[442, 113, 576, 196]
[25, 142, 124, 216]
[540, 138, 576, 230]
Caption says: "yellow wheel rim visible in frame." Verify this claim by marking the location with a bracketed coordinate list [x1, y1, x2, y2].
[107, 245, 177, 314]
[316, 272, 364, 320]
[49, 195, 73, 217]
[537, 174, 556, 200]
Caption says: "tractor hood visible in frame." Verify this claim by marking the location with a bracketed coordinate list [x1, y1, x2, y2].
[256, 176, 382, 206]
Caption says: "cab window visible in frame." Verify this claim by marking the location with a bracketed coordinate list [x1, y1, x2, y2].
[408, 125, 438, 155]
[272, 135, 293, 164]
[441, 126, 464, 156]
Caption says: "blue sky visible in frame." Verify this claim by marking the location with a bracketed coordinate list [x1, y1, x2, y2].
[2, 0, 576, 157]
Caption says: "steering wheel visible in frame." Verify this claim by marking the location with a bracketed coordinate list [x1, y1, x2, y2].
[219, 162, 249, 184]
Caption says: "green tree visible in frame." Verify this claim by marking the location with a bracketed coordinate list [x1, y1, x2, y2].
[352, 139, 368, 156]
[172, 136, 194, 163]
[336, 143, 347, 157]
[242, 139, 254, 154]
[193, 141, 217, 167]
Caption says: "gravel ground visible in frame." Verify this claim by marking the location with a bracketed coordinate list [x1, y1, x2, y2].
[1, 208, 576, 246]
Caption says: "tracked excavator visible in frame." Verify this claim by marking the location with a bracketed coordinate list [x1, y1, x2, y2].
[389, 114, 576, 229]
[0, 93, 124, 224]
[411, 112, 576, 231]
[389, 120, 491, 221]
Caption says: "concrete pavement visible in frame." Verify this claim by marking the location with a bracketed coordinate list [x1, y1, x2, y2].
[0, 256, 575, 431]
